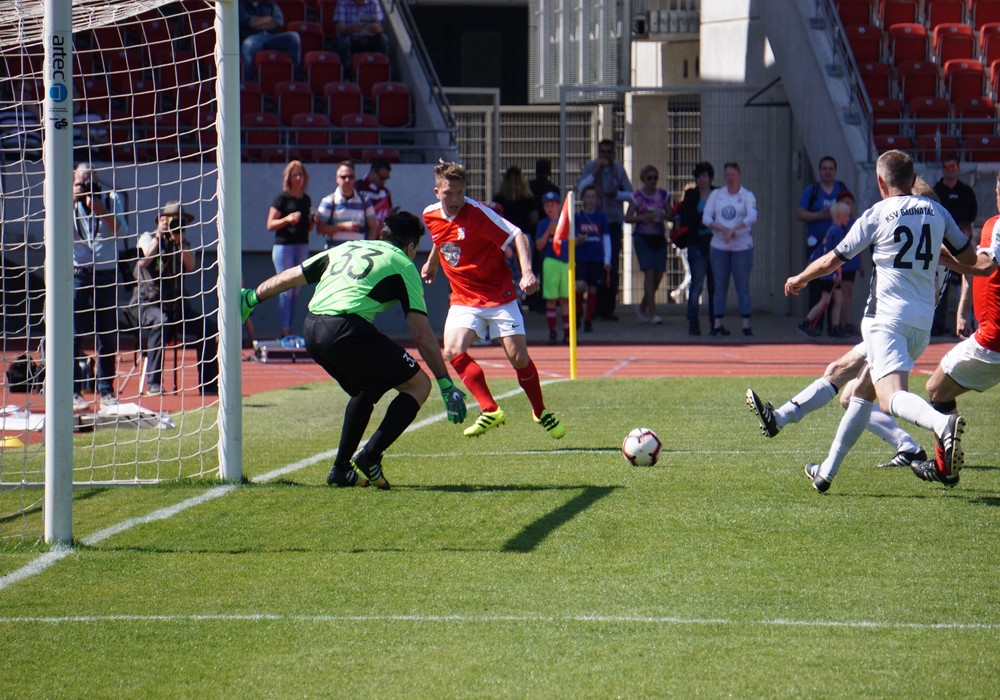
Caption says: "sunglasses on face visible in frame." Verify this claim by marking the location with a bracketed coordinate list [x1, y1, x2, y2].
[338, 174, 355, 180]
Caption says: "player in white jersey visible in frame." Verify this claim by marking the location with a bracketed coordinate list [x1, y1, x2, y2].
[783, 150, 976, 492]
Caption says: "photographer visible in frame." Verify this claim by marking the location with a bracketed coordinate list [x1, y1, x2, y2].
[72, 163, 126, 410]
[125, 201, 218, 396]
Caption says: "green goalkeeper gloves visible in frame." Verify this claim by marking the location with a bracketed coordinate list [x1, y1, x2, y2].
[240, 288, 259, 324]
[437, 377, 467, 424]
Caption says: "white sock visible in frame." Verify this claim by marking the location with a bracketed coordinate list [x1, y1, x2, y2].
[888, 391, 947, 436]
[820, 396, 874, 481]
[866, 406, 921, 452]
[776, 378, 837, 429]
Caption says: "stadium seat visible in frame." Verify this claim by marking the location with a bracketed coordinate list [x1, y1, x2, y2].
[980, 23, 1000, 67]
[972, 0, 1000, 31]
[324, 81, 363, 126]
[74, 76, 114, 119]
[873, 134, 913, 152]
[175, 84, 214, 128]
[954, 95, 997, 137]
[859, 61, 892, 99]
[242, 111, 284, 161]
[845, 24, 883, 63]
[872, 97, 904, 136]
[151, 47, 198, 91]
[372, 81, 412, 127]
[924, 0, 966, 29]
[888, 23, 928, 66]
[184, 3, 217, 60]
[361, 147, 401, 164]
[274, 0, 307, 24]
[316, 0, 340, 35]
[908, 96, 951, 136]
[965, 134, 1000, 161]
[287, 21, 325, 57]
[291, 112, 331, 151]
[914, 134, 960, 161]
[89, 25, 126, 50]
[274, 80, 315, 125]
[943, 59, 986, 101]
[897, 60, 940, 102]
[992, 58, 1000, 100]
[836, 0, 872, 26]
[101, 47, 146, 88]
[352, 52, 391, 99]
[74, 49, 102, 79]
[126, 77, 160, 127]
[879, 0, 918, 28]
[254, 50, 295, 96]
[240, 80, 264, 117]
[128, 11, 173, 47]
[309, 147, 354, 163]
[933, 23, 976, 63]
[340, 112, 379, 156]
[303, 50, 343, 95]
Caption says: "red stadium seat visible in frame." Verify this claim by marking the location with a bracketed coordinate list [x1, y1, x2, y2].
[897, 60, 940, 102]
[323, 81, 363, 126]
[240, 80, 264, 117]
[73, 77, 113, 119]
[972, 0, 1000, 30]
[933, 23, 976, 63]
[914, 134, 960, 161]
[966, 134, 1000, 161]
[954, 95, 997, 137]
[845, 24, 883, 63]
[924, 0, 966, 29]
[274, 80, 315, 125]
[874, 135, 913, 152]
[880, 0, 918, 28]
[151, 47, 198, 91]
[372, 81, 412, 127]
[185, 3, 217, 60]
[872, 97, 904, 136]
[908, 96, 951, 136]
[89, 25, 126, 50]
[274, 0, 307, 24]
[254, 50, 295, 96]
[352, 52, 391, 99]
[888, 23, 928, 66]
[309, 147, 353, 163]
[360, 147, 400, 164]
[316, 0, 340, 35]
[992, 58, 1000, 100]
[287, 21, 325, 56]
[859, 61, 892, 99]
[340, 112, 378, 156]
[943, 59, 986, 101]
[242, 111, 283, 161]
[175, 84, 214, 128]
[303, 50, 343, 94]
[980, 23, 1000, 66]
[836, 0, 872, 26]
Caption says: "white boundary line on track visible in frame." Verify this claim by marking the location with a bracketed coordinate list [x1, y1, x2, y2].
[0, 612, 997, 631]
[0, 385, 549, 591]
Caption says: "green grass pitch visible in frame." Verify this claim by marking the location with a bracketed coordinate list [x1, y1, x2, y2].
[2, 375, 999, 697]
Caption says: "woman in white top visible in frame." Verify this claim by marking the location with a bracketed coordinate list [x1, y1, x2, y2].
[702, 162, 758, 337]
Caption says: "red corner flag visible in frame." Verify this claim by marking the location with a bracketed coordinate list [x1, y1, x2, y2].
[551, 191, 573, 257]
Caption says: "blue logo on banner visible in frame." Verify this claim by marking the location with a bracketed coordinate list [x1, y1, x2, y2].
[49, 83, 68, 103]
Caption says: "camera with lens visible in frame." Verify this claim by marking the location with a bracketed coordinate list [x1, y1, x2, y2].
[84, 177, 102, 196]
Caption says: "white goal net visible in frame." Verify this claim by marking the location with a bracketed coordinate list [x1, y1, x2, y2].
[0, 0, 242, 544]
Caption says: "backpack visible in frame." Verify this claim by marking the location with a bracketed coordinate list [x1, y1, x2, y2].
[5, 353, 44, 393]
[807, 180, 846, 210]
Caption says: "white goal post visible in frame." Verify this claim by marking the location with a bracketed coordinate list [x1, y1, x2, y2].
[0, 0, 242, 545]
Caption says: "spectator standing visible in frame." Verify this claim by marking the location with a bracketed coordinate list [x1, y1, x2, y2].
[127, 202, 219, 396]
[267, 160, 314, 338]
[576, 138, 633, 321]
[493, 165, 539, 307]
[359, 158, 395, 233]
[575, 184, 612, 333]
[703, 162, 758, 338]
[528, 158, 561, 219]
[831, 190, 861, 337]
[678, 162, 717, 336]
[797, 201, 850, 338]
[932, 156, 978, 336]
[534, 191, 570, 344]
[316, 160, 378, 249]
[238, 0, 302, 81]
[71, 163, 126, 409]
[624, 165, 670, 325]
[797, 156, 848, 320]
[333, 0, 390, 70]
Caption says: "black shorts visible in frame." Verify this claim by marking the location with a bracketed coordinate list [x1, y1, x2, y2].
[575, 260, 606, 288]
[819, 279, 836, 293]
[840, 270, 857, 283]
[303, 312, 420, 401]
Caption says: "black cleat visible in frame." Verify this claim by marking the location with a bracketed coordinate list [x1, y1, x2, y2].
[746, 388, 780, 438]
[327, 463, 369, 488]
[352, 449, 390, 490]
[805, 463, 832, 493]
[935, 414, 965, 479]
[910, 459, 959, 488]
[876, 448, 927, 468]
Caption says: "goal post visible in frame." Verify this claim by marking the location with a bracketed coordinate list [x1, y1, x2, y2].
[0, 0, 243, 545]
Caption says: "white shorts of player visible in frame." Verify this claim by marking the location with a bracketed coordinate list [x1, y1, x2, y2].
[862, 317, 929, 383]
[446, 300, 526, 342]
[941, 335, 1000, 393]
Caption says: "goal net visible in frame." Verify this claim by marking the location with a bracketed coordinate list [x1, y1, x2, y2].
[0, 0, 242, 544]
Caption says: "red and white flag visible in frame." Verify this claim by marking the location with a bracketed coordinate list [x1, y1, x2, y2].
[551, 191, 573, 257]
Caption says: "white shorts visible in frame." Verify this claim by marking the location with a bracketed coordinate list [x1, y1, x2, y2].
[940, 335, 1000, 392]
[445, 300, 526, 341]
[862, 317, 929, 383]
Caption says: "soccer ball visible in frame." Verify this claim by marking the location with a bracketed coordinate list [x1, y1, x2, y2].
[622, 428, 662, 466]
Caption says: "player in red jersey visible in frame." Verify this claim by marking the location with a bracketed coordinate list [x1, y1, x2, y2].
[421, 160, 565, 439]
[914, 174, 1000, 484]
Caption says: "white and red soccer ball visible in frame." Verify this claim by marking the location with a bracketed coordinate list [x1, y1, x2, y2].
[621, 428, 662, 466]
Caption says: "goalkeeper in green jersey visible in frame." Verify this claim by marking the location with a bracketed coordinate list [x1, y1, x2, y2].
[241, 211, 467, 490]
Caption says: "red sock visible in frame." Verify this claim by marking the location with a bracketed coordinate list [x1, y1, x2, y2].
[546, 308, 556, 332]
[935, 444, 947, 475]
[585, 291, 597, 322]
[515, 360, 546, 417]
[450, 352, 498, 412]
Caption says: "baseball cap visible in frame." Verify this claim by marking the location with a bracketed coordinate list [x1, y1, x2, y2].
[161, 201, 195, 224]
[541, 191, 561, 203]
[836, 190, 854, 202]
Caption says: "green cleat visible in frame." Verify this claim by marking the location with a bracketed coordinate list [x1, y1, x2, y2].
[463, 407, 506, 437]
[533, 410, 565, 439]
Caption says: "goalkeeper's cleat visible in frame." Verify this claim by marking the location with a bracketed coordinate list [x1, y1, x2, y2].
[934, 414, 965, 478]
[746, 388, 779, 438]
[533, 410, 565, 439]
[876, 447, 927, 468]
[805, 463, 831, 493]
[910, 458, 960, 488]
[352, 449, 390, 490]
[463, 407, 506, 437]
[326, 463, 369, 488]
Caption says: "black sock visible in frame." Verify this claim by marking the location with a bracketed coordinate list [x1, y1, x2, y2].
[337, 393, 374, 464]
[364, 392, 420, 459]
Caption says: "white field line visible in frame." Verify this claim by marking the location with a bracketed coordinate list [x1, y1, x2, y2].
[603, 357, 636, 377]
[0, 612, 997, 631]
[0, 384, 561, 590]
